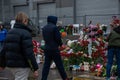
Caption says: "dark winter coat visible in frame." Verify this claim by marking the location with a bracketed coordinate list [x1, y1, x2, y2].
[108, 26, 120, 48]
[4, 22, 38, 71]
[42, 16, 63, 50]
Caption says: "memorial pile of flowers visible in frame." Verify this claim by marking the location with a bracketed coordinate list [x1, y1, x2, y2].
[60, 24, 109, 77]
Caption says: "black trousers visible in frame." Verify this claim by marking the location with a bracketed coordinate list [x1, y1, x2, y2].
[41, 49, 67, 80]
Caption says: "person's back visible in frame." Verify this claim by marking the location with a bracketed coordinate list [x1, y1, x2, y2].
[41, 16, 69, 80]
[42, 16, 62, 50]
[5, 23, 33, 67]
[3, 12, 39, 80]
[108, 25, 120, 47]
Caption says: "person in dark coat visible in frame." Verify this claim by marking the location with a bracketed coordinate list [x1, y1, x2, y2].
[106, 24, 120, 80]
[2, 12, 39, 80]
[41, 16, 69, 80]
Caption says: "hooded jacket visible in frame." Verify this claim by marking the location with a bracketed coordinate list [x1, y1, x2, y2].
[4, 22, 38, 71]
[42, 16, 63, 50]
[108, 26, 120, 48]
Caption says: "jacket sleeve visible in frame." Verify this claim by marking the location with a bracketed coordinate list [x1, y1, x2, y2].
[106, 32, 111, 42]
[54, 27, 63, 46]
[22, 33, 38, 72]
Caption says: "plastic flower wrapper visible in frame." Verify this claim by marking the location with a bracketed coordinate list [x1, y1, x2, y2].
[40, 40, 45, 50]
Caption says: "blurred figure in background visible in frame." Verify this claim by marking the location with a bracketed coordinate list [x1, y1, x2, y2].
[110, 16, 120, 30]
[0, 22, 7, 49]
[106, 17, 120, 80]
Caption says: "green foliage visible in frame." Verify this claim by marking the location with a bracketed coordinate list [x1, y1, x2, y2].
[68, 56, 82, 65]
[63, 58, 69, 71]
[102, 26, 107, 32]
[94, 57, 103, 64]
[72, 43, 82, 53]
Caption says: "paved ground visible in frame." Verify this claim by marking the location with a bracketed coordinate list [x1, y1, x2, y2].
[0, 63, 106, 80]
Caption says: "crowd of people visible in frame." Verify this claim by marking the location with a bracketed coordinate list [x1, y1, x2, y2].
[0, 11, 120, 80]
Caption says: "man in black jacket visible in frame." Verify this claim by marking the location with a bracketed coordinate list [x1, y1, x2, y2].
[41, 16, 68, 80]
[2, 12, 39, 80]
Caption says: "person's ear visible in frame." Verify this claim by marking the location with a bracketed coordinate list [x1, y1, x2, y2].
[23, 19, 28, 25]
[25, 19, 27, 23]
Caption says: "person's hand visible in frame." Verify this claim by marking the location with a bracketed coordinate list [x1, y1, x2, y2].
[33, 70, 39, 78]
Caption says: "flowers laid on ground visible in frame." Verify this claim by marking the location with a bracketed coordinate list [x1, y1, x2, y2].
[32, 22, 118, 77]
[32, 40, 44, 64]
[32, 40, 40, 55]
[59, 24, 109, 77]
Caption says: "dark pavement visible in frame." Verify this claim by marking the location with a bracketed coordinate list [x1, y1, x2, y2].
[0, 63, 106, 80]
